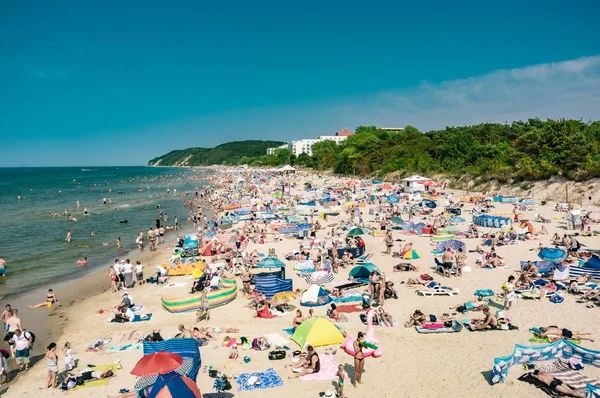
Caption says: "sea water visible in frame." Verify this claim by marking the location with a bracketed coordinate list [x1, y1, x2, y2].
[0, 166, 205, 297]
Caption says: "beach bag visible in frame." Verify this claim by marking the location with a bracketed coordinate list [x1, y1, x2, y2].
[550, 294, 564, 304]
[252, 337, 270, 351]
[268, 350, 286, 360]
[420, 274, 433, 281]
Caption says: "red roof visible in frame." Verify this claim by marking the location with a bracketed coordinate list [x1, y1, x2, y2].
[336, 128, 354, 137]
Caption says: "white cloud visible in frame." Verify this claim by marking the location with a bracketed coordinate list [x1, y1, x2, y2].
[340, 55, 600, 130]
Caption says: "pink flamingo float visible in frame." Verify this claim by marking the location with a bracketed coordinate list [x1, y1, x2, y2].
[341, 309, 383, 358]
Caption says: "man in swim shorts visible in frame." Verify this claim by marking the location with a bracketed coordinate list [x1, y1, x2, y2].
[0, 256, 6, 277]
[531, 370, 584, 397]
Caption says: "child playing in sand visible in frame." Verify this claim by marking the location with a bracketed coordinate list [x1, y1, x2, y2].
[229, 344, 238, 360]
[64, 342, 74, 371]
[336, 364, 346, 398]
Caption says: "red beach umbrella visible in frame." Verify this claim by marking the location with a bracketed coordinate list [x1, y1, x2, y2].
[131, 352, 184, 376]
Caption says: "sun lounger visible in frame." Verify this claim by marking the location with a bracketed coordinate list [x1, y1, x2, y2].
[355, 253, 372, 264]
[415, 320, 463, 333]
[417, 286, 459, 296]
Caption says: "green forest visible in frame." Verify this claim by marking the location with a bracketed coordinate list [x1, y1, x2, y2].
[298, 119, 600, 181]
[148, 140, 285, 166]
[149, 119, 600, 181]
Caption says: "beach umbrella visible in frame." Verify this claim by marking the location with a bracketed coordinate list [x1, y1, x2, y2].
[538, 247, 567, 263]
[271, 291, 298, 304]
[402, 250, 422, 260]
[347, 227, 372, 237]
[449, 216, 466, 223]
[387, 194, 399, 203]
[148, 372, 202, 398]
[291, 317, 344, 348]
[390, 216, 404, 225]
[421, 199, 437, 209]
[436, 239, 466, 252]
[131, 352, 184, 376]
[257, 257, 285, 268]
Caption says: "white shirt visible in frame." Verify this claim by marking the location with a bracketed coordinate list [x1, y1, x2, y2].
[135, 263, 143, 274]
[156, 266, 167, 276]
[14, 332, 30, 350]
[113, 263, 121, 274]
[123, 263, 133, 273]
[124, 308, 134, 320]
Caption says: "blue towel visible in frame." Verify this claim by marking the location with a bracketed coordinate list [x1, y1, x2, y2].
[282, 328, 295, 335]
[132, 313, 153, 323]
[236, 368, 284, 392]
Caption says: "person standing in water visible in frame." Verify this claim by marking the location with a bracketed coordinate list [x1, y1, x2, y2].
[0, 256, 7, 277]
[91, 230, 95, 237]
[65, 230, 71, 243]
[116, 237, 121, 248]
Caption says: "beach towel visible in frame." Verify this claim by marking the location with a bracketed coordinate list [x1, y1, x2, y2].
[334, 304, 364, 313]
[86, 338, 111, 352]
[264, 333, 289, 347]
[107, 343, 142, 353]
[417, 287, 459, 296]
[112, 330, 155, 344]
[301, 353, 347, 381]
[304, 271, 335, 285]
[236, 367, 284, 392]
[132, 313, 153, 323]
[283, 328, 295, 335]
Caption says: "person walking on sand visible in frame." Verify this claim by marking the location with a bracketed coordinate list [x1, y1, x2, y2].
[353, 332, 365, 387]
[109, 266, 118, 293]
[0, 256, 7, 277]
[45, 342, 59, 388]
[503, 275, 517, 311]
[135, 261, 144, 285]
[11, 329, 33, 371]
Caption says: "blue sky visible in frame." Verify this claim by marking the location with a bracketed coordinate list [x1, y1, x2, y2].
[1, 0, 599, 166]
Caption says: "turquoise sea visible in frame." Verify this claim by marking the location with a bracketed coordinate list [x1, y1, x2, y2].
[0, 166, 204, 297]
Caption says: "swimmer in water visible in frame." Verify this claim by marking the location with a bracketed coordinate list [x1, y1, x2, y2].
[91, 230, 95, 237]
[66, 230, 71, 243]
[77, 257, 88, 266]
[102, 242, 109, 247]
[116, 237, 121, 247]
[83, 208, 88, 216]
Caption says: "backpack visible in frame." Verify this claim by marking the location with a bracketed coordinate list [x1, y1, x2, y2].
[23, 331, 35, 347]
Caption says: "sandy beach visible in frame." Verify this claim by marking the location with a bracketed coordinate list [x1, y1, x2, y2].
[2, 168, 600, 398]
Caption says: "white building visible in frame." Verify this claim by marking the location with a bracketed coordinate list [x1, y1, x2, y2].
[290, 139, 320, 156]
[266, 144, 289, 155]
[401, 175, 432, 193]
[289, 127, 355, 156]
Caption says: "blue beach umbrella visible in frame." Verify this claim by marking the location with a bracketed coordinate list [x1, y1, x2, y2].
[387, 194, 399, 203]
[149, 371, 202, 398]
[257, 257, 285, 268]
[538, 247, 567, 263]
[390, 216, 404, 225]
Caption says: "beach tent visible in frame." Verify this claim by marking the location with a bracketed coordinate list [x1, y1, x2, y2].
[300, 284, 332, 307]
[491, 339, 600, 396]
[143, 339, 201, 382]
[472, 214, 512, 228]
[291, 317, 344, 348]
[148, 372, 202, 398]
[420, 199, 437, 209]
[256, 257, 285, 268]
[255, 272, 293, 299]
[586, 256, 600, 270]
[349, 263, 380, 282]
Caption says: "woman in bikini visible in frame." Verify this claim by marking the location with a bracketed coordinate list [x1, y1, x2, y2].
[353, 332, 365, 387]
[241, 267, 251, 298]
[292, 310, 304, 331]
[30, 289, 58, 309]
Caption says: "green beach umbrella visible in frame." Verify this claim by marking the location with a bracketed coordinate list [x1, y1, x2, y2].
[390, 216, 404, 225]
[347, 227, 372, 237]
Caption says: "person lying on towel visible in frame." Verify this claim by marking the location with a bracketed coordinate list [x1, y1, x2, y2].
[530, 370, 584, 398]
